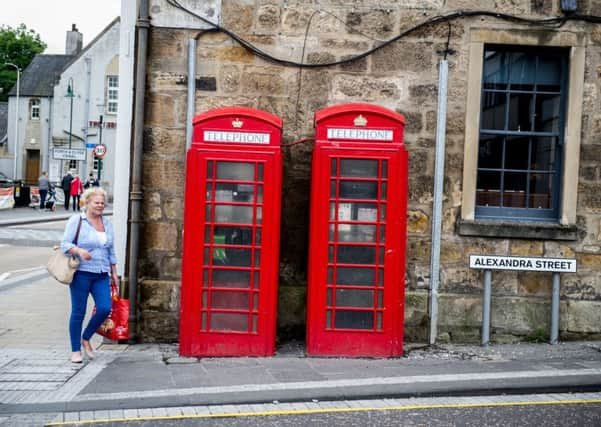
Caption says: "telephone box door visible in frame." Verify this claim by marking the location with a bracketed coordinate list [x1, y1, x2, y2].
[180, 108, 282, 357]
[307, 104, 407, 357]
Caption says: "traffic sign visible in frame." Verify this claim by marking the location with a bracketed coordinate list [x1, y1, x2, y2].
[93, 143, 107, 158]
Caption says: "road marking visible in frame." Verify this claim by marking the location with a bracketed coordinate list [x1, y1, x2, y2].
[45, 393, 601, 425]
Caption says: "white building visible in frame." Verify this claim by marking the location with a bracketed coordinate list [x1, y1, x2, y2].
[1, 20, 120, 197]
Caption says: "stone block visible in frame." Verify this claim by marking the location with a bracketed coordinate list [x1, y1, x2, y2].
[277, 286, 306, 332]
[517, 271, 552, 296]
[145, 93, 186, 127]
[408, 174, 433, 204]
[407, 237, 431, 262]
[339, 55, 368, 73]
[140, 280, 180, 312]
[407, 209, 429, 234]
[241, 69, 287, 95]
[147, 71, 187, 92]
[143, 127, 186, 158]
[578, 253, 601, 268]
[408, 149, 429, 177]
[139, 312, 179, 342]
[440, 266, 481, 293]
[143, 191, 163, 222]
[406, 263, 430, 290]
[404, 291, 429, 342]
[215, 46, 255, 63]
[143, 159, 185, 195]
[161, 256, 183, 280]
[566, 300, 601, 333]
[438, 294, 482, 328]
[491, 297, 550, 335]
[256, 4, 281, 33]
[163, 197, 184, 221]
[346, 9, 396, 39]
[399, 111, 423, 134]
[372, 41, 434, 73]
[531, 0, 553, 15]
[510, 241, 544, 257]
[149, 29, 187, 59]
[143, 222, 179, 252]
[222, 2, 254, 33]
[544, 242, 576, 258]
[332, 75, 403, 102]
[563, 273, 601, 300]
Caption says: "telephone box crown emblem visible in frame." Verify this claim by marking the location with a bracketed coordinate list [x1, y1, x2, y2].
[232, 118, 243, 128]
[354, 115, 368, 127]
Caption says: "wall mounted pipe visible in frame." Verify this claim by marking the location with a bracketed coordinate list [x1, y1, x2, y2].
[428, 59, 449, 345]
[186, 39, 196, 150]
[127, 0, 150, 340]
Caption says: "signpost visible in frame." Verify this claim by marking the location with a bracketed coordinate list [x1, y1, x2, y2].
[469, 255, 577, 346]
[53, 148, 86, 161]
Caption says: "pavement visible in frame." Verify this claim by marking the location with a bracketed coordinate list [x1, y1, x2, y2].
[1, 206, 601, 426]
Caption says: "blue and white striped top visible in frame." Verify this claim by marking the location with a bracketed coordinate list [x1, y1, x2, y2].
[60, 213, 117, 274]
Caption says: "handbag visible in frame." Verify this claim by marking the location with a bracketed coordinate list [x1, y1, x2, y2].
[46, 217, 82, 285]
[96, 280, 130, 341]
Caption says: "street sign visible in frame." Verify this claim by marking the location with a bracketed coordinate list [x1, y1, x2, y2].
[469, 255, 577, 273]
[86, 143, 96, 148]
[93, 143, 107, 158]
[53, 148, 86, 161]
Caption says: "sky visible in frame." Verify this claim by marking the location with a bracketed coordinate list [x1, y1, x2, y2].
[0, 0, 121, 54]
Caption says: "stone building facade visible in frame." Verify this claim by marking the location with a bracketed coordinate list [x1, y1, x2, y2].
[136, 0, 601, 344]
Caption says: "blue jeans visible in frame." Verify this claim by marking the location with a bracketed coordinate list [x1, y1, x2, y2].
[69, 270, 111, 352]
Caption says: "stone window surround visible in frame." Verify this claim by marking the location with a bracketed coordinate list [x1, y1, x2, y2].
[458, 28, 585, 241]
[30, 98, 40, 120]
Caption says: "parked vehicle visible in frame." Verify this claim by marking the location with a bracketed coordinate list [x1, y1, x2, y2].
[0, 172, 14, 187]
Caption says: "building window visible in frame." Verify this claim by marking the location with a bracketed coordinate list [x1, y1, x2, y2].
[68, 160, 77, 170]
[107, 75, 118, 113]
[30, 99, 40, 119]
[475, 46, 567, 222]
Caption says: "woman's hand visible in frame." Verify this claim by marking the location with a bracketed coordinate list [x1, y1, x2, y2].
[76, 247, 92, 260]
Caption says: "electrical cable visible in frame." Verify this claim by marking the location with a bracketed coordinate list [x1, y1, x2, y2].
[165, 0, 601, 68]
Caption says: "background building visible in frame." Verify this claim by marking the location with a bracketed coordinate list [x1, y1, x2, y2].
[1, 20, 120, 198]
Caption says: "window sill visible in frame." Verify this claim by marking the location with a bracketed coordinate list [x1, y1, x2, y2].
[456, 219, 578, 241]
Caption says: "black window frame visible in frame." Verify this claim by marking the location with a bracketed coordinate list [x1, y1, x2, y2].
[475, 45, 568, 222]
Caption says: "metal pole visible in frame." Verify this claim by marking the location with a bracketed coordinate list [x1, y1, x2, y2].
[186, 39, 196, 150]
[550, 272, 561, 345]
[98, 114, 103, 181]
[5, 63, 20, 179]
[481, 269, 492, 346]
[68, 78, 74, 149]
[428, 59, 449, 345]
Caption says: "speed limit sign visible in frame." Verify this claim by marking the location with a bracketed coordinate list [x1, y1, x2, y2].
[93, 143, 107, 158]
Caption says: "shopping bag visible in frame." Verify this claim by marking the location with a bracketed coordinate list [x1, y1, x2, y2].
[96, 281, 130, 341]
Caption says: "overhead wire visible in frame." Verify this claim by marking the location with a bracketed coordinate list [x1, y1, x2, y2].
[165, 0, 601, 69]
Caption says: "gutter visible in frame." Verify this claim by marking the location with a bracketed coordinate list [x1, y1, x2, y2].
[127, 0, 150, 341]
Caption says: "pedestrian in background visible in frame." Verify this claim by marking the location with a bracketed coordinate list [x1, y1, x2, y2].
[60, 187, 118, 363]
[83, 173, 99, 189]
[61, 171, 74, 210]
[70, 174, 84, 212]
[38, 171, 50, 210]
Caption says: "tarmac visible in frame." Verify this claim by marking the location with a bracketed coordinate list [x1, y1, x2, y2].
[1, 206, 601, 425]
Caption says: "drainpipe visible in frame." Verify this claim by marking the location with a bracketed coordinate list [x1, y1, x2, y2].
[186, 39, 196, 150]
[428, 59, 449, 345]
[45, 96, 52, 173]
[82, 56, 92, 178]
[127, 0, 150, 340]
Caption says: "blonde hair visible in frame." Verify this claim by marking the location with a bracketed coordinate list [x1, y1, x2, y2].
[82, 187, 107, 207]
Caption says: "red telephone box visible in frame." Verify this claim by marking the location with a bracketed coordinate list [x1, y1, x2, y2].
[180, 107, 282, 357]
[306, 103, 408, 357]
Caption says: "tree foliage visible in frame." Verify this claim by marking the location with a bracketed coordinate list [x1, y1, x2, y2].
[0, 24, 46, 102]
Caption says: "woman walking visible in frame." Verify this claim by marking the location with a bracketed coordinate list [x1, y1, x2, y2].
[70, 174, 84, 211]
[60, 187, 119, 363]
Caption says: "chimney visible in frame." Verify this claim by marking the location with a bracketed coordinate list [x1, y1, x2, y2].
[65, 24, 83, 55]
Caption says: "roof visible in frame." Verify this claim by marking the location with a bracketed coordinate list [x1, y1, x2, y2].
[8, 55, 74, 97]
[0, 102, 7, 142]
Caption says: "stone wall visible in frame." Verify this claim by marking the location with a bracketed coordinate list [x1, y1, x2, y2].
[139, 0, 601, 343]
